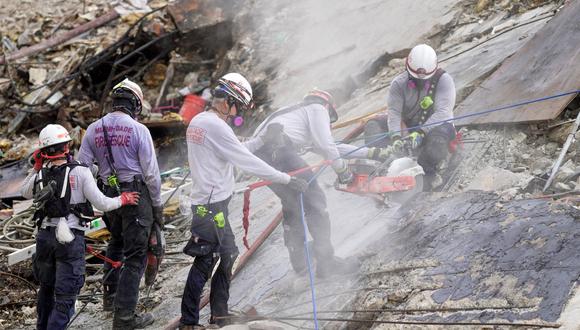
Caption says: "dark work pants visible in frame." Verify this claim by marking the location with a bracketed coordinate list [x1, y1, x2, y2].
[180, 198, 238, 326]
[33, 227, 85, 330]
[102, 180, 154, 316]
[364, 119, 455, 175]
[255, 145, 335, 273]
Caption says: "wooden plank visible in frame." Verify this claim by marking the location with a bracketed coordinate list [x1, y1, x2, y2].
[0, 10, 119, 64]
[455, 1, 580, 125]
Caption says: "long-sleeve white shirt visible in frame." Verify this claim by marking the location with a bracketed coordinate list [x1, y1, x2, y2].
[186, 111, 291, 205]
[249, 103, 369, 171]
[21, 164, 123, 231]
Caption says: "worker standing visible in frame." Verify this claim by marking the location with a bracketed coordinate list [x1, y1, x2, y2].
[364, 44, 457, 190]
[248, 89, 391, 278]
[179, 73, 309, 329]
[21, 124, 140, 330]
[78, 79, 163, 329]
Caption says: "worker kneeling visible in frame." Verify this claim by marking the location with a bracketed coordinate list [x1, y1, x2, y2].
[21, 124, 139, 330]
[364, 44, 457, 190]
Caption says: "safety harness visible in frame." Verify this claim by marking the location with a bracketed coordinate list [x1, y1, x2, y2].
[32, 162, 94, 228]
[403, 68, 446, 127]
[101, 118, 121, 193]
[252, 103, 306, 137]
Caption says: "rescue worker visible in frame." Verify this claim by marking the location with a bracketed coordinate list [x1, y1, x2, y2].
[21, 124, 140, 330]
[364, 44, 457, 190]
[78, 78, 163, 329]
[179, 73, 309, 329]
[247, 89, 391, 278]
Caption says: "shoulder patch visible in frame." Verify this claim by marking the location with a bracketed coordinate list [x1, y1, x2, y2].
[187, 126, 207, 145]
[69, 174, 79, 190]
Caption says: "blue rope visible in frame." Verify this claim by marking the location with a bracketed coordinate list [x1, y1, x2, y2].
[294, 89, 579, 327]
[338, 89, 580, 146]
[298, 193, 319, 329]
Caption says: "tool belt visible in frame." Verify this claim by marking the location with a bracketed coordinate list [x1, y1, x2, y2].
[100, 174, 145, 198]
[183, 200, 228, 257]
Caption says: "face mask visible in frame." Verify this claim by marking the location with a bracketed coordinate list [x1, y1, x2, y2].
[231, 115, 244, 127]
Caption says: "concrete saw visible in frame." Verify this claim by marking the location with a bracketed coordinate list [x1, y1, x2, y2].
[335, 158, 424, 205]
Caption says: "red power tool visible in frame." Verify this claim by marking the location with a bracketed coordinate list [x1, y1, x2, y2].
[336, 153, 425, 204]
[86, 245, 122, 269]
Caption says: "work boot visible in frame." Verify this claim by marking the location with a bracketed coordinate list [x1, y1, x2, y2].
[316, 256, 360, 279]
[112, 311, 154, 330]
[209, 313, 235, 327]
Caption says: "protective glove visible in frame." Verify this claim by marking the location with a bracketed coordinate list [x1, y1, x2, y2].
[367, 147, 393, 162]
[336, 166, 354, 184]
[287, 177, 309, 192]
[32, 149, 44, 172]
[153, 206, 165, 228]
[390, 135, 405, 153]
[408, 131, 425, 149]
[261, 123, 285, 147]
[120, 192, 140, 206]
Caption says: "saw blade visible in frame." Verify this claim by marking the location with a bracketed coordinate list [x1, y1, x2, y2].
[387, 174, 423, 205]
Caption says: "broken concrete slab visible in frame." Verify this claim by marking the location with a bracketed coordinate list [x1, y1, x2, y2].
[466, 166, 533, 192]
[353, 191, 580, 324]
[247, 0, 462, 108]
[455, 1, 580, 125]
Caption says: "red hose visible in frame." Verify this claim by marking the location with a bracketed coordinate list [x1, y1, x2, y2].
[241, 160, 333, 249]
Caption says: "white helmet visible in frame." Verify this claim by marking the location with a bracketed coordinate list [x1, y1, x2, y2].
[39, 124, 71, 149]
[112, 78, 144, 115]
[406, 44, 438, 80]
[215, 73, 253, 109]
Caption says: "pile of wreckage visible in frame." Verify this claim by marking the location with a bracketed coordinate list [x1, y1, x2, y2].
[0, 0, 248, 327]
[0, 0, 249, 209]
[0, 0, 579, 328]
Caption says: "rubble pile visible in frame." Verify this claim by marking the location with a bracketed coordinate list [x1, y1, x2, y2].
[0, 0, 579, 329]
[449, 96, 580, 199]
[0, 0, 251, 169]
[346, 192, 580, 328]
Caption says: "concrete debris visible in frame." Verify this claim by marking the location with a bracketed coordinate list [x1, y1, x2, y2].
[466, 166, 533, 192]
[1, 1, 580, 330]
[548, 122, 573, 144]
[27, 68, 47, 86]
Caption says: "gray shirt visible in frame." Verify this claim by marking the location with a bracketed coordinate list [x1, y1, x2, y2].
[387, 71, 456, 134]
[78, 112, 162, 206]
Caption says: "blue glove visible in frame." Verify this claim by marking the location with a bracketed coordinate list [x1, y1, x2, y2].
[408, 131, 424, 149]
